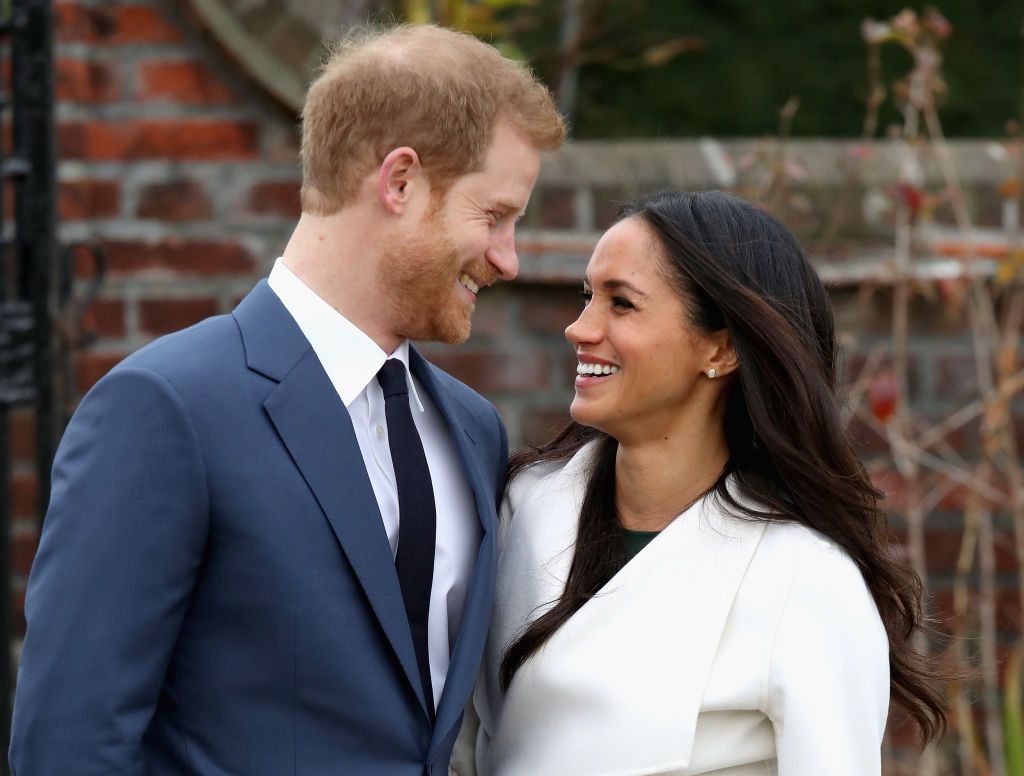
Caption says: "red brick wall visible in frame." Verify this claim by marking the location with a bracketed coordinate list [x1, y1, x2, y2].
[13, 0, 303, 632]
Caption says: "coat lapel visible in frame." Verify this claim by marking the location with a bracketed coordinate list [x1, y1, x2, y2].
[235, 283, 424, 719]
[409, 349, 499, 750]
[489, 442, 768, 775]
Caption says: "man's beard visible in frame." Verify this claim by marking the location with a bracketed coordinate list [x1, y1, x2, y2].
[378, 211, 476, 345]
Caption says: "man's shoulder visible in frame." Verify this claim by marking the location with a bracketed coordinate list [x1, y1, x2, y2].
[115, 312, 241, 383]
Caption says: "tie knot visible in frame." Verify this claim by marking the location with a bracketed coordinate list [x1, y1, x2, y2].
[377, 359, 409, 399]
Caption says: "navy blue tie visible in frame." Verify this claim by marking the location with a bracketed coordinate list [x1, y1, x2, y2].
[377, 359, 435, 718]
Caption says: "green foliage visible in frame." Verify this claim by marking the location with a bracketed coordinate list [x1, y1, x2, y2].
[505, 0, 1023, 138]
[398, 0, 535, 44]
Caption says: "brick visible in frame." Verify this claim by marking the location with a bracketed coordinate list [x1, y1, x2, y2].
[137, 180, 213, 221]
[522, 406, 573, 448]
[885, 709, 922, 750]
[247, 180, 301, 219]
[56, 58, 120, 102]
[467, 293, 510, 339]
[264, 125, 300, 164]
[53, 4, 181, 45]
[137, 61, 235, 105]
[560, 350, 583, 389]
[59, 179, 120, 220]
[89, 240, 254, 277]
[933, 587, 1022, 636]
[82, 298, 126, 338]
[139, 298, 218, 335]
[55, 3, 117, 43]
[933, 354, 981, 402]
[59, 120, 259, 161]
[112, 6, 184, 44]
[842, 352, 920, 404]
[9, 410, 35, 461]
[592, 187, 626, 230]
[74, 352, 127, 393]
[918, 413, 978, 457]
[11, 474, 38, 520]
[915, 525, 1020, 575]
[833, 287, 971, 339]
[522, 294, 583, 336]
[12, 531, 38, 577]
[870, 467, 908, 513]
[420, 350, 551, 394]
[844, 415, 889, 456]
[538, 187, 576, 230]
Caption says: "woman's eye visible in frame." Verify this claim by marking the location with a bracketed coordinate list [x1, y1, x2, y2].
[580, 290, 593, 305]
[612, 296, 634, 310]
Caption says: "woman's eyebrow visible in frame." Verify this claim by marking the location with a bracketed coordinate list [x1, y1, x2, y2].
[593, 278, 647, 297]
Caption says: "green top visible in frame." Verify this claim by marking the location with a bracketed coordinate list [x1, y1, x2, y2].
[622, 526, 661, 561]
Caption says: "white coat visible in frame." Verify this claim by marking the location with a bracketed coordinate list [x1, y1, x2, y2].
[453, 441, 890, 776]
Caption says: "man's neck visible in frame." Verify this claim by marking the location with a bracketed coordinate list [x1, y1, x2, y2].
[281, 211, 402, 353]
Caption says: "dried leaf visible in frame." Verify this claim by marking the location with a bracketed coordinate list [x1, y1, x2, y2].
[869, 373, 898, 423]
[892, 182, 925, 218]
[924, 8, 953, 40]
[1000, 178, 1021, 200]
[640, 37, 705, 68]
[995, 250, 1024, 287]
[860, 18, 891, 44]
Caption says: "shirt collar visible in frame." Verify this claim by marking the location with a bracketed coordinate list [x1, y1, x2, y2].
[267, 258, 425, 412]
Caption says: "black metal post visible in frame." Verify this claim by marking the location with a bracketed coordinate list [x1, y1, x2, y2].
[0, 12, 13, 763]
[2, 0, 57, 764]
[12, 0, 57, 517]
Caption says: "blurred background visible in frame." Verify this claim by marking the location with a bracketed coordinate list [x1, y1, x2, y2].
[2, 0, 1023, 773]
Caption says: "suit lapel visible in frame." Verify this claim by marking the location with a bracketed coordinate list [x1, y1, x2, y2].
[409, 349, 499, 749]
[235, 283, 425, 719]
[409, 348, 493, 536]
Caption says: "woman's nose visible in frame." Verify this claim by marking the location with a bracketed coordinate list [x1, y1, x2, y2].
[565, 305, 601, 346]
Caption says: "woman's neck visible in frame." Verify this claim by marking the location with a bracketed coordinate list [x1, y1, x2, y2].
[614, 422, 729, 532]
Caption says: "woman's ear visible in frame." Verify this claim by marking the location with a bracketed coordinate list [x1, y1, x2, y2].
[377, 147, 422, 215]
[705, 329, 739, 378]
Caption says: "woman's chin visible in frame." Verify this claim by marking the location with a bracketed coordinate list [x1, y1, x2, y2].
[569, 402, 611, 435]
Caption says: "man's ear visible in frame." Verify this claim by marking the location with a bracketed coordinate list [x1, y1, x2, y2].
[378, 147, 422, 215]
[705, 329, 739, 378]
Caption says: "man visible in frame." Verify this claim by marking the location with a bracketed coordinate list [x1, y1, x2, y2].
[10, 24, 564, 775]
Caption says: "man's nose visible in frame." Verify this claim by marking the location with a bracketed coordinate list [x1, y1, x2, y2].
[487, 227, 519, 281]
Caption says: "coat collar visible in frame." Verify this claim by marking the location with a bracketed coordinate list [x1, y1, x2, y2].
[485, 441, 768, 774]
[234, 282, 497, 733]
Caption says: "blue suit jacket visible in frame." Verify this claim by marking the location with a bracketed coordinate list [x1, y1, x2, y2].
[10, 282, 506, 775]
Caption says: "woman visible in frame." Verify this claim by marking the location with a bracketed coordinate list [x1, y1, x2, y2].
[456, 190, 945, 775]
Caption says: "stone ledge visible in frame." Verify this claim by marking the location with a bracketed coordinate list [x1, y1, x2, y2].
[515, 229, 1009, 286]
[540, 138, 1014, 188]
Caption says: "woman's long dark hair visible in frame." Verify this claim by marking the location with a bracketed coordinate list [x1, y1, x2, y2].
[499, 190, 946, 742]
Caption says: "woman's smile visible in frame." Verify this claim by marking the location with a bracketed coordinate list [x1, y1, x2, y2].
[575, 355, 621, 387]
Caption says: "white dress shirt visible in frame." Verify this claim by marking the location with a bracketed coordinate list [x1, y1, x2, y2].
[268, 259, 481, 708]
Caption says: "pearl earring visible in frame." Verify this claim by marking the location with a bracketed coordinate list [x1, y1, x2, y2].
[706, 368, 717, 379]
